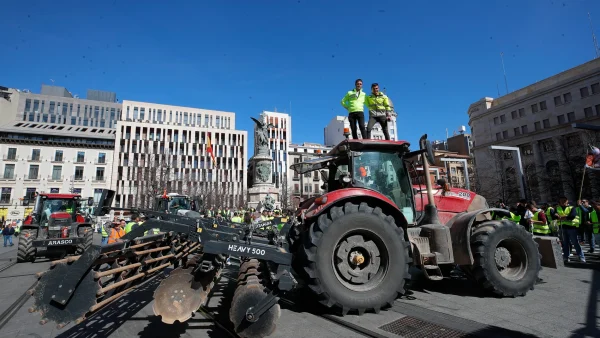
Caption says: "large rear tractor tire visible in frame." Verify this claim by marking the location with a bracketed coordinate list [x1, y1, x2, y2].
[76, 227, 94, 255]
[17, 229, 37, 263]
[302, 202, 411, 315]
[470, 220, 541, 297]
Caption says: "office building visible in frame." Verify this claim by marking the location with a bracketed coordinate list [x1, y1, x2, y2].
[0, 85, 120, 222]
[468, 58, 600, 203]
[323, 114, 398, 147]
[287, 142, 332, 208]
[112, 100, 247, 209]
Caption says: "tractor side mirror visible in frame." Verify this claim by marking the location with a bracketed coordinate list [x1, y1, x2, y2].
[88, 197, 94, 206]
[419, 135, 435, 166]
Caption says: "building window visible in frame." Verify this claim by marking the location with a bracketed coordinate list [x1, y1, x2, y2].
[6, 148, 16, 160]
[592, 83, 600, 95]
[31, 149, 40, 161]
[511, 110, 517, 119]
[71, 117, 76, 125]
[97, 153, 106, 164]
[518, 108, 525, 117]
[596, 104, 600, 115]
[33, 100, 39, 112]
[54, 150, 63, 162]
[0, 188, 11, 203]
[500, 114, 506, 123]
[554, 96, 562, 106]
[140, 108, 145, 120]
[581, 87, 590, 98]
[495, 132, 501, 141]
[563, 92, 572, 103]
[25, 99, 31, 111]
[3, 164, 15, 179]
[521, 125, 528, 134]
[96, 167, 105, 181]
[502, 130, 508, 139]
[531, 104, 538, 113]
[76, 151, 85, 163]
[49, 101, 55, 114]
[539, 101, 547, 110]
[52, 166, 62, 180]
[557, 114, 565, 124]
[585, 107, 594, 118]
[494, 117, 499, 125]
[74, 166, 84, 180]
[567, 112, 575, 122]
[543, 119, 550, 128]
[513, 127, 520, 136]
[28, 165, 39, 179]
[50, 188, 60, 193]
[534, 121, 541, 131]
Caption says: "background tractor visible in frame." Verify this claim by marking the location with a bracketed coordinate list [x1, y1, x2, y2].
[153, 192, 203, 218]
[288, 134, 547, 315]
[17, 193, 94, 262]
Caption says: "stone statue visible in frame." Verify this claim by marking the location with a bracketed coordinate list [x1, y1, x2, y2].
[251, 117, 274, 155]
[256, 162, 271, 182]
[263, 194, 275, 211]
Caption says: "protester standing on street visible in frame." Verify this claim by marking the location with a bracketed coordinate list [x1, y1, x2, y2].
[341, 79, 367, 139]
[554, 197, 585, 263]
[365, 83, 392, 140]
[2, 222, 15, 247]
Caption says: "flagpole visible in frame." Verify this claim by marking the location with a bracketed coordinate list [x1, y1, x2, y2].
[578, 167, 586, 201]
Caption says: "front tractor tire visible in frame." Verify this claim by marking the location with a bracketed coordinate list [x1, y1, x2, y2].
[17, 229, 37, 263]
[76, 227, 94, 255]
[302, 202, 411, 315]
[469, 219, 541, 297]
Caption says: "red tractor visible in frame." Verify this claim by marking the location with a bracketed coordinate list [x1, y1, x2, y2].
[17, 193, 94, 262]
[289, 134, 547, 315]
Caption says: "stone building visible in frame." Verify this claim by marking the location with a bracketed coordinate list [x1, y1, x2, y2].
[468, 58, 600, 204]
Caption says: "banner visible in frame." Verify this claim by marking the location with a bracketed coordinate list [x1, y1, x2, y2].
[207, 133, 217, 167]
[585, 145, 600, 171]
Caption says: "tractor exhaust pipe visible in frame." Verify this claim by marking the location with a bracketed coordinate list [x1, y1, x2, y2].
[418, 134, 441, 226]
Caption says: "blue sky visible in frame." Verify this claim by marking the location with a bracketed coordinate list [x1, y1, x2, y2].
[1, 0, 599, 150]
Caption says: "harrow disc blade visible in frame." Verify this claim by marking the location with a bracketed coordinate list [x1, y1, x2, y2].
[152, 268, 204, 324]
[230, 286, 280, 338]
[32, 263, 99, 325]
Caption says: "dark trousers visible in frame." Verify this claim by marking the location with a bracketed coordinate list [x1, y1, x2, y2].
[348, 111, 366, 139]
[367, 116, 390, 140]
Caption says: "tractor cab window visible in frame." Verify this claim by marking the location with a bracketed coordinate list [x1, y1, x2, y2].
[168, 197, 190, 212]
[352, 151, 415, 223]
[40, 198, 76, 226]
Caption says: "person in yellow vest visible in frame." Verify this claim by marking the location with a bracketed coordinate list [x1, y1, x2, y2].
[491, 209, 521, 224]
[590, 201, 600, 252]
[578, 200, 594, 253]
[101, 221, 111, 245]
[365, 83, 393, 140]
[341, 78, 367, 139]
[527, 203, 550, 235]
[231, 212, 242, 223]
[124, 215, 140, 234]
[553, 197, 584, 263]
[108, 220, 126, 244]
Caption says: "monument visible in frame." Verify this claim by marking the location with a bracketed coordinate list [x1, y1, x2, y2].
[247, 113, 280, 210]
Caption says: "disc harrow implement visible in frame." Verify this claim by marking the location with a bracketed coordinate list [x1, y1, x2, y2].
[30, 232, 200, 328]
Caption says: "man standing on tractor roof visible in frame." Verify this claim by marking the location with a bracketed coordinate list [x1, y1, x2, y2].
[341, 79, 367, 140]
[365, 83, 393, 140]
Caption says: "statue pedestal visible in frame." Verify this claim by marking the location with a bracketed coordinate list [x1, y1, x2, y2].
[247, 185, 280, 210]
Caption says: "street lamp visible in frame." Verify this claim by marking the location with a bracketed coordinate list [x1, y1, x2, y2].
[489, 145, 526, 200]
[439, 158, 470, 191]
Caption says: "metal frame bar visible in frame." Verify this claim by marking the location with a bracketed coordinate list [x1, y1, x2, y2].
[489, 145, 526, 200]
[439, 158, 470, 191]
[572, 123, 600, 131]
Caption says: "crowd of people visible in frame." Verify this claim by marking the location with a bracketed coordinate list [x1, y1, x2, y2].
[494, 197, 599, 263]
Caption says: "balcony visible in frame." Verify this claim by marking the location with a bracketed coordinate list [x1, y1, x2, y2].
[0, 198, 14, 206]
[48, 175, 63, 182]
[74, 157, 86, 164]
[0, 174, 15, 181]
[27, 156, 42, 162]
[51, 157, 64, 163]
[24, 174, 41, 181]
[93, 176, 106, 183]
[73, 176, 85, 182]
[2, 155, 18, 162]
[95, 159, 107, 165]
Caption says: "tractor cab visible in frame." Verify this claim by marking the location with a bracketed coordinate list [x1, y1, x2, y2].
[24, 193, 84, 234]
[291, 138, 420, 224]
[154, 193, 192, 214]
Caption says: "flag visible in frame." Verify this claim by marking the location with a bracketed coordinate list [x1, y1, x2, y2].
[207, 133, 217, 167]
[585, 145, 600, 171]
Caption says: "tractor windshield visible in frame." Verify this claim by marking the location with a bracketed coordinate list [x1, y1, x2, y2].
[39, 198, 77, 226]
[168, 196, 191, 212]
[352, 151, 415, 223]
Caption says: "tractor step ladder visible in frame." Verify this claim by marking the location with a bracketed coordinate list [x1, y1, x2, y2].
[421, 253, 443, 281]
